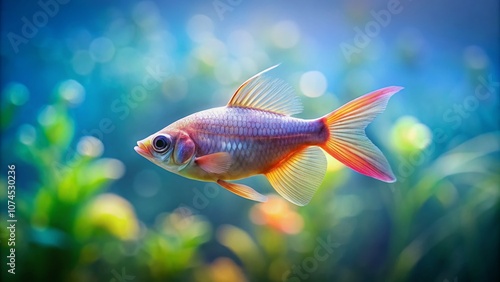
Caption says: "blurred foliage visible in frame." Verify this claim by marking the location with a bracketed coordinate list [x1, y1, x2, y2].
[0, 91, 213, 281]
[1, 0, 499, 282]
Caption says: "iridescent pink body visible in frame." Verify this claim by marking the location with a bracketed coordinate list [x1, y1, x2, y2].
[170, 107, 327, 181]
[135, 65, 402, 205]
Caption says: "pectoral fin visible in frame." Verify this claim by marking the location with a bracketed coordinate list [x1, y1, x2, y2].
[217, 179, 268, 202]
[195, 152, 232, 174]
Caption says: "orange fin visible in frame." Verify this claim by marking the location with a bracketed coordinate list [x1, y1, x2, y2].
[265, 146, 327, 206]
[217, 179, 268, 202]
[195, 152, 232, 174]
[321, 86, 403, 182]
[227, 64, 303, 116]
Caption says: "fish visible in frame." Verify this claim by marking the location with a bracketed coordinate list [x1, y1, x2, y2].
[134, 65, 402, 206]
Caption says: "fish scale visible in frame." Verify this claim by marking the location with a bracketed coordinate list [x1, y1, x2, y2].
[171, 106, 325, 179]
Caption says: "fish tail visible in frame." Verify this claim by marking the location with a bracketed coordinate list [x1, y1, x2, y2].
[320, 86, 403, 182]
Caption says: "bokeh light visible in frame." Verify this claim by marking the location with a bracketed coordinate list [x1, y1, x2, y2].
[194, 37, 227, 67]
[463, 45, 489, 70]
[89, 36, 116, 63]
[250, 195, 304, 234]
[270, 20, 300, 49]
[391, 116, 432, 152]
[300, 71, 328, 98]
[187, 14, 214, 43]
[71, 50, 95, 75]
[37, 105, 57, 126]
[227, 29, 255, 57]
[77, 136, 104, 158]
[4, 82, 30, 106]
[57, 79, 85, 105]
[79, 193, 140, 241]
[132, 1, 161, 28]
[18, 124, 36, 145]
[96, 159, 126, 180]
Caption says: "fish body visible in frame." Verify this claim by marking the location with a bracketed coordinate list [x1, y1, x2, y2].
[135, 65, 402, 205]
[168, 107, 326, 181]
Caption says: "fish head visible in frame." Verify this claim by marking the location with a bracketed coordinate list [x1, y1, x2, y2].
[134, 128, 196, 173]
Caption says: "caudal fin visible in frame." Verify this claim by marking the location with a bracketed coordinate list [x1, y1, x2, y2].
[321, 86, 403, 183]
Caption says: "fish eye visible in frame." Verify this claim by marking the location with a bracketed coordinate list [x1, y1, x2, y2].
[152, 134, 172, 153]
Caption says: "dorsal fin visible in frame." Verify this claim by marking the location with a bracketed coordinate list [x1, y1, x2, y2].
[227, 65, 303, 116]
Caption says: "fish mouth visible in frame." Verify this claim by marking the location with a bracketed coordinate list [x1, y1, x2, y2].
[134, 141, 152, 157]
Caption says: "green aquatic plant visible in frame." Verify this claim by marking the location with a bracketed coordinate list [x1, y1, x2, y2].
[0, 84, 134, 281]
[387, 132, 500, 281]
[0, 82, 216, 282]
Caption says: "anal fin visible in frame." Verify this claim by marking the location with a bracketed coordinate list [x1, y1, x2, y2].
[217, 179, 267, 202]
[265, 146, 327, 206]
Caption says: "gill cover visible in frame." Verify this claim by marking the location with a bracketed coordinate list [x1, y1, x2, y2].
[173, 131, 195, 168]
